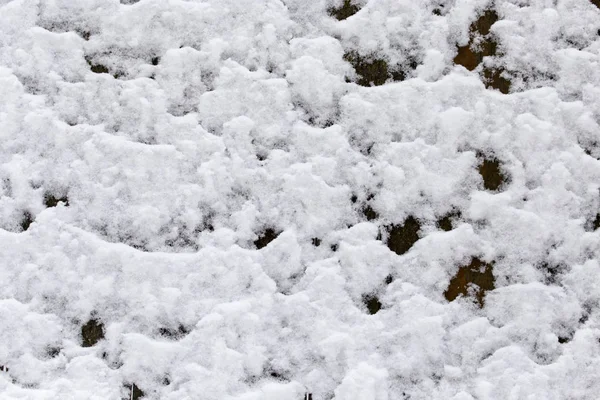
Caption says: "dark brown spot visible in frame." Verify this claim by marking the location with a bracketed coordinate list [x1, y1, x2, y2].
[311, 237, 322, 247]
[363, 294, 382, 314]
[384, 274, 393, 285]
[444, 258, 495, 308]
[591, 0, 600, 9]
[162, 376, 171, 386]
[87, 58, 110, 74]
[478, 155, 507, 191]
[151, 56, 160, 66]
[454, 40, 497, 72]
[81, 318, 104, 347]
[254, 228, 280, 249]
[44, 193, 69, 208]
[386, 216, 421, 255]
[330, 243, 338, 252]
[328, 0, 360, 20]
[350, 194, 358, 203]
[453, 9, 499, 71]
[437, 210, 461, 232]
[20, 210, 34, 232]
[482, 67, 511, 94]
[472, 9, 499, 36]
[344, 51, 390, 87]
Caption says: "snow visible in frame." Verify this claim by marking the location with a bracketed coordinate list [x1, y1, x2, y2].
[1, 0, 600, 398]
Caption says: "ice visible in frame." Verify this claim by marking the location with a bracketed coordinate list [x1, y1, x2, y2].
[1, 0, 600, 398]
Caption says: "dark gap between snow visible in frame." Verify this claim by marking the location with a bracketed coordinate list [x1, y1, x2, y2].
[254, 228, 281, 249]
[81, 318, 105, 347]
[444, 258, 495, 308]
[363, 294, 382, 314]
[328, 0, 360, 21]
[478, 155, 508, 191]
[386, 216, 421, 255]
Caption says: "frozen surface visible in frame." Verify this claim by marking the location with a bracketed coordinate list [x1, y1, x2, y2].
[1, 0, 600, 398]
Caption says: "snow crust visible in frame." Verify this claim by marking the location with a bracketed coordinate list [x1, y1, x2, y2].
[1, 0, 600, 398]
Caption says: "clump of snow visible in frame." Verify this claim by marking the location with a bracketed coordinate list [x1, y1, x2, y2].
[1, 0, 600, 398]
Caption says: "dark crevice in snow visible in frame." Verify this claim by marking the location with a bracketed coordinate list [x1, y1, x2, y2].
[268, 370, 286, 380]
[482, 68, 511, 94]
[344, 52, 392, 87]
[158, 325, 189, 340]
[432, 0, 453, 16]
[86, 57, 109, 75]
[123, 383, 145, 400]
[591, 0, 600, 10]
[362, 193, 378, 221]
[362, 204, 379, 221]
[330, 243, 339, 252]
[437, 209, 461, 232]
[254, 228, 281, 249]
[81, 318, 105, 347]
[85, 56, 124, 79]
[44, 192, 69, 208]
[20, 210, 34, 232]
[328, 0, 361, 21]
[558, 334, 572, 344]
[78, 30, 92, 41]
[444, 258, 495, 308]
[363, 294, 382, 314]
[344, 51, 417, 87]
[477, 154, 508, 191]
[385, 275, 393, 285]
[353, 193, 379, 221]
[311, 238, 322, 247]
[385, 216, 421, 256]
[304, 393, 313, 400]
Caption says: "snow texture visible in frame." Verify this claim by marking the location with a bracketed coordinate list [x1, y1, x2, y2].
[1, 0, 600, 398]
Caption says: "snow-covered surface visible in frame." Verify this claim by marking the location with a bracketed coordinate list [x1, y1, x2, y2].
[1, 0, 600, 398]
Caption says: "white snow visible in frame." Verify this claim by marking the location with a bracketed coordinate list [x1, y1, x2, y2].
[1, 0, 600, 398]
